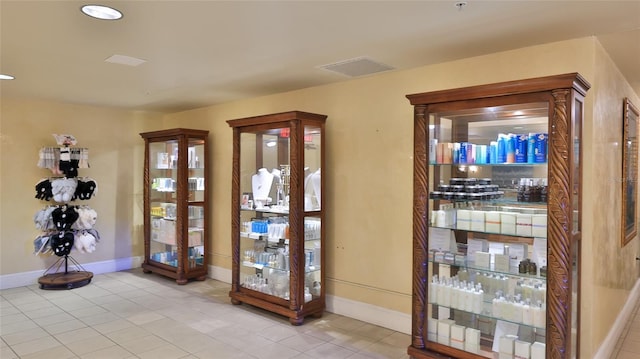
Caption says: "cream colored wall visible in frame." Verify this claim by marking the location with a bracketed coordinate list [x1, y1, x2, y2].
[580, 40, 640, 357]
[162, 38, 599, 316]
[0, 98, 161, 275]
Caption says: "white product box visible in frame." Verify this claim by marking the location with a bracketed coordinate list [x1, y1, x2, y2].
[475, 251, 491, 269]
[515, 340, 531, 359]
[471, 211, 485, 232]
[507, 243, 528, 268]
[501, 212, 517, 235]
[465, 327, 480, 345]
[531, 342, 545, 359]
[450, 324, 465, 350]
[485, 211, 501, 233]
[531, 214, 547, 238]
[437, 319, 455, 346]
[516, 214, 533, 237]
[499, 335, 517, 354]
[427, 318, 438, 342]
[465, 328, 481, 353]
[494, 253, 510, 272]
[457, 209, 472, 230]
[467, 239, 488, 263]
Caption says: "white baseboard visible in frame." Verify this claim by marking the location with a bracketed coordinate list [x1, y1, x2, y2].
[0, 256, 144, 290]
[594, 279, 640, 359]
[208, 264, 232, 283]
[326, 293, 412, 334]
[3, 261, 416, 335]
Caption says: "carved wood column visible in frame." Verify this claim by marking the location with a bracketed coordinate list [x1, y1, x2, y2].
[412, 104, 428, 349]
[547, 89, 572, 359]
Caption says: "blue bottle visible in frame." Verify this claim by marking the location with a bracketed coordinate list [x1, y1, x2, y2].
[527, 133, 536, 164]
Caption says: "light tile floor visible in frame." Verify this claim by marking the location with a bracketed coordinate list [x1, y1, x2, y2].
[2, 268, 639, 359]
[1, 269, 409, 359]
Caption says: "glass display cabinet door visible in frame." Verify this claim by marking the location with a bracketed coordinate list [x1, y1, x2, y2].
[303, 124, 323, 302]
[148, 139, 180, 267]
[426, 102, 550, 358]
[185, 138, 206, 272]
[141, 128, 209, 285]
[238, 128, 293, 300]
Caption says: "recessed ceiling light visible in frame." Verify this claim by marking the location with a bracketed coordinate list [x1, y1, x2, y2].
[81, 4, 123, 20]
[0, 74, 15, 80]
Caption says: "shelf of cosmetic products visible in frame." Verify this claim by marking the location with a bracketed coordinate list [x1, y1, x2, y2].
[240, 217, 321, 245]
[429, 253, 547, 280]
[429, 176, 548, 204]
[429, 272, 547, 330]
[427, 315, 546, 358]
[150, 247, 204, 268]
[241, 250, 321, 273]
[430, 206, 548, 240]
[241, 272, 321, 302]
[151, 177, 205, 193]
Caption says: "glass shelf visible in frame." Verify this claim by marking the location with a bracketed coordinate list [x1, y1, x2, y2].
[429, 259, 547, 280]
[428, 303, 546, 330]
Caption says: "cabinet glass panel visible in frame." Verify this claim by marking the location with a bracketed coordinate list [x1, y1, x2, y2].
[149, 140, 178, 266]
[187, 138, 206, 202]
[304, 216, 321, 301]
[186, 138, 206, 271]
[304, 125, 322, 211]
[427, 102, 549, 357]
[239, 129, 291, 299]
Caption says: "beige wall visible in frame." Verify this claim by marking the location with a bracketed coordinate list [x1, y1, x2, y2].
[2, 36, 639, 357]
[0, 98, 161, 274]
[580, 40, 640, 357]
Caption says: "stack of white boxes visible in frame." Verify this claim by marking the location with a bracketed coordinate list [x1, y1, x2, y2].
[498, 335, 518, 359]
[485, 211, 501, 233]
[450, 324, 465, 350]
[531, 342, 545, 359]
[427, 318, 438, 342]
[531, 214, 547, 237]
[501, 212, 517, 235]
[437, 319, 456, 345]
[457, 209, 472, 230]
[456, 209, 547, 238]
[516, 213, 533, 236]
[464, 327, 480, 354]
[514, 340, 531, 359]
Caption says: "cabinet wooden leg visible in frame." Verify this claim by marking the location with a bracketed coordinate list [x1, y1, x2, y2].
[176, 279, 188, 285]
[142, 269, 152, 274]
[230, 298, 242, 305]
[196, 275, 207, 281]
[289, 317, 304, 326]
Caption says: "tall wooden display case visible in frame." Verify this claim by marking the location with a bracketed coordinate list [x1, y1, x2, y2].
[406, 73, 589, 359]
[140, 128, 209, 284]
[228, 111, 326, 325]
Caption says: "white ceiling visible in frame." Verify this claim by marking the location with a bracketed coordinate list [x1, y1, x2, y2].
[1, 0, 639, 113]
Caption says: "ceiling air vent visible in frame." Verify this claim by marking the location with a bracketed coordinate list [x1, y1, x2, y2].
[318, 57, 394, 77]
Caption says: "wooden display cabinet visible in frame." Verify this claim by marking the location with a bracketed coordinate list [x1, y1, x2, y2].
[227, 111, 326, 325]
[140, 128, 209, 284]
[406, 73, 589, 358]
